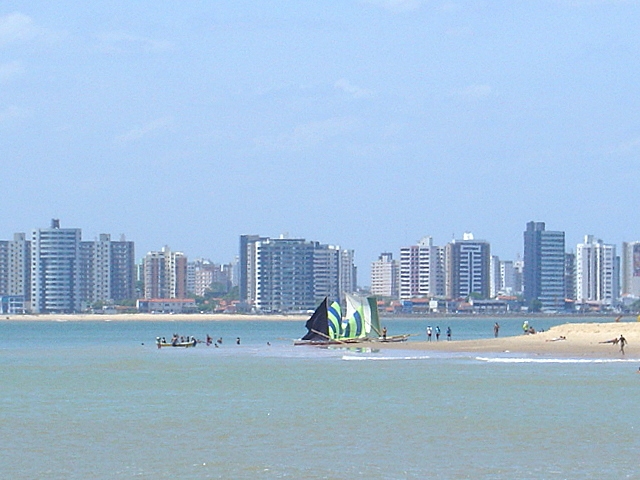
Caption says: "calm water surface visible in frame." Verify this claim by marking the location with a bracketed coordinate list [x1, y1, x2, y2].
[1, 318, 639, 479]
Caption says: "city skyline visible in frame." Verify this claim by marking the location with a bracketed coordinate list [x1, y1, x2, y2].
[1, 218, 640, 284]
[2, 3, 640, 281]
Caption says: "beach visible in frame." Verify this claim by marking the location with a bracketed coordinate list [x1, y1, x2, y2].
[0, 312, 308, 322]
[370, 321, 640, 358]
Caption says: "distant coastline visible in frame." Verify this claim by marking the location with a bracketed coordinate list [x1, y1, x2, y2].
[0, 311, 632, 322]
[0, 313, 308, 322]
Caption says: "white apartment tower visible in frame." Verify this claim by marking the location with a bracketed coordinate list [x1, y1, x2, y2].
[399, 237, 444, 300]
[371, 252, 399, 298]
[30, 219, 82, 313]
[576, 235, 618, 306]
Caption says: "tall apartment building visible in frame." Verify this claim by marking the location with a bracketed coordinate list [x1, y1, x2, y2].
[371, 252, 399, 298]
[523, 221, 566, 311]
[80, 234, 136, 304]
[30, 219, 82, 313]
[513, 257, 524, 294]
[490, 255, 501, 298]
[575, 235, 618, 306]
[399, 237, 444, 300]
[189, 259, 233, 297]
[0, 241, 8, 295]
[239, 235, 356, 312]
[444, 233, 490, 299]
[109, 236, 136, 302]
[143, 246, 188, 299]
[621, 241, 640, 297]
[565, 252, 576, 302]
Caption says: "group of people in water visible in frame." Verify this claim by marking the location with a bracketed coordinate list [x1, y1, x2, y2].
[156, 334, 242, 348]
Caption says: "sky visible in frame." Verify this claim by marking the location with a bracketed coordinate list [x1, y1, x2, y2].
[2, 1, 640, 282]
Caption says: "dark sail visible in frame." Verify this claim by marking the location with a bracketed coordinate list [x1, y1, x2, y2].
[301, 297, 329, 341]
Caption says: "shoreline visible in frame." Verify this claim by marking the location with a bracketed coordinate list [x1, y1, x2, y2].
[0, 312, 633, 323]
[0, 313, 308, 322]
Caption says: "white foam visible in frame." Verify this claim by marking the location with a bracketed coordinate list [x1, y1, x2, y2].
[475, 356, 637, 364]
[342, 355, 430, 361]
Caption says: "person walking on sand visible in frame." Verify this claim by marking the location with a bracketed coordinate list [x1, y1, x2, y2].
[446, 326, 451, 341]
[619, 335, 627, 355]
[494, 322, 500, 338]
[426, 326, 432, 341]
[435, 326, 441, 341]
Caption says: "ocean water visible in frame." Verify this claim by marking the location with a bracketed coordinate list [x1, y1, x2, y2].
[1, 317, 639, 479]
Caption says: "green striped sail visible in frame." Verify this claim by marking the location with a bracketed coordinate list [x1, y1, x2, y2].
[341, 305, 366, 339]
[344, 294, 381, 337]
[327, 301, 342, 339]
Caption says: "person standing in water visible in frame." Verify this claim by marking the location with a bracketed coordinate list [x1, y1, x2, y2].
[494, 322, 500, 338]
[446, 326, 451, 341]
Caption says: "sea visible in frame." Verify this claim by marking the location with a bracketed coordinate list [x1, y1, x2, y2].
[2, 316, 639, 479]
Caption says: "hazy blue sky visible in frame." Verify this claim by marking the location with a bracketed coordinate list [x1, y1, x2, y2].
[2, 1, 639, 280]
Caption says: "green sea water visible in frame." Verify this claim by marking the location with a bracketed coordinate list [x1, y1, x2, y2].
[1, 319, 639, 479]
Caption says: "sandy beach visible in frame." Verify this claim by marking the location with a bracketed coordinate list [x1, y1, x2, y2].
[0, 313, 308, 322]
[368, 322, 640, 358]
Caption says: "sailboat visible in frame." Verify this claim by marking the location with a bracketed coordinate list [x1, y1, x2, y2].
[295, 295, 409, 345]
[294, 297, 360, 345]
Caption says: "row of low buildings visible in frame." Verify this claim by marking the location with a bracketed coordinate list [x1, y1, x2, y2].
[370, 221, 640, 312]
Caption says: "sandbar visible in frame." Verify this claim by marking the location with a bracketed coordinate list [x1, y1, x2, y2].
[365, 322, 640, 359]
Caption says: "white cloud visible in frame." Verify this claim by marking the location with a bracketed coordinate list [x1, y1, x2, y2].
[255, 117, 358, 152]
[0, 60, 24, 82]
[0, 12, 58, 47]
[116, 116, 173, 144]
[451, 84, 492, 100]
[96, 31, 174, 54]
[360, 0, 424, 12]
[334, 78, 374, 99]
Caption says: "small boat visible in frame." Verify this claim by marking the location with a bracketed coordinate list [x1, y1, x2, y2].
[156, 337, 197, 348]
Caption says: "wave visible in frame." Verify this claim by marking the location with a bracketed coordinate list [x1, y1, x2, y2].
[475, 356, 638, 364]
[342, 355, 430, 361]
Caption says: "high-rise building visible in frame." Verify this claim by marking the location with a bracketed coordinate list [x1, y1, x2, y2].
[490, 255, 501, 298]
[399, 237, 444, 300]
[109, 236, 136, 302]
[8, 233, 31, 300]
[564, 252, 576, 302]
[143, 246, 187, 299]
[621, 241, 640, 297]
[523, 221, 566, 311]
[0, 241, 8, 295]
[371, 252, 399, 298]
[189, 259, 233, 297]
[80, 234, 135, 305]
[30, 219, 82, 313]
[239, 234, 356, 312]
[445, 233, 490, 299]
[575, 235, 618, 306]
